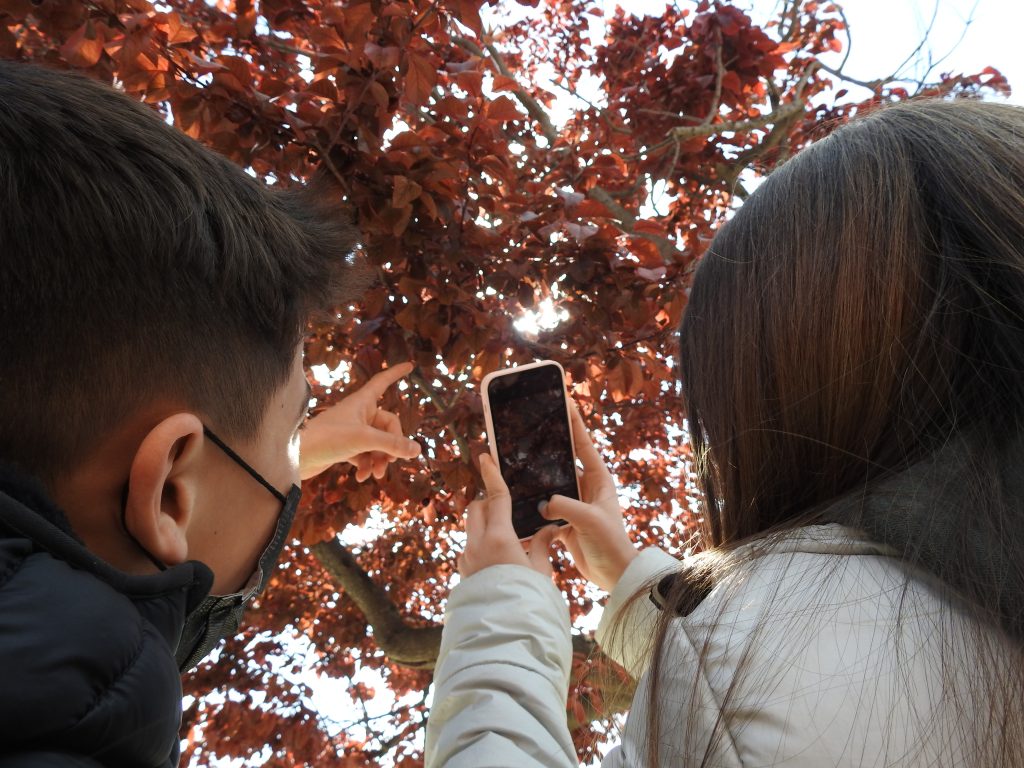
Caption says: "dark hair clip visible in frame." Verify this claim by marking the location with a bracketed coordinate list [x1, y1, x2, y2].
[648, 571, 711, 618]
[649, 572, 680, 612]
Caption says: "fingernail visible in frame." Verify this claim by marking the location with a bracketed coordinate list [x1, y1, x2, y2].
[537, 500, 549, 515]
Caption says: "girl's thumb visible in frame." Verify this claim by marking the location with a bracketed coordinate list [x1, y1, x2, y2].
[544, 495, 595, 527]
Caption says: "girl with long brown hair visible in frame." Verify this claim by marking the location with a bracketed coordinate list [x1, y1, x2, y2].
[425, 98, 1024, 767]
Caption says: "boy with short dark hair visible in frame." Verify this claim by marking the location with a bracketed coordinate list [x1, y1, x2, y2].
[0, 61, 420, 766]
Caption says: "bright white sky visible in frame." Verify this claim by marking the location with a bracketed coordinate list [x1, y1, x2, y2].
[776, 0, 1023, 105]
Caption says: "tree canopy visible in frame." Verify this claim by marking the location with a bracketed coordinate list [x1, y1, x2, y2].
[0, 0, 1009, 764]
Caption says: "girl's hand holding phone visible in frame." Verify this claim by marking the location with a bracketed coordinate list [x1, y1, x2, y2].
[460, 454, 561, 579]
[461, 402, 638, 592]
[541, 404, 638, 593]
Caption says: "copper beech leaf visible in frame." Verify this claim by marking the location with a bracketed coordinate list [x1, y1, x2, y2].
[485, 94, 522, 122]
[449, 0, 484, 36]
[404, 51, 437, 107]
[392, 175, 423, 208]
[491, 73, 520, 93]
[60, 21, 104, 68]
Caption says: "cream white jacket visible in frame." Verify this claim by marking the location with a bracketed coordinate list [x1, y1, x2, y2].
[425, 524, 996, 767]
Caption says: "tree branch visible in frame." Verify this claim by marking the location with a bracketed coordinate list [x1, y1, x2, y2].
[667, 98, 805, 143]
[816, 0, 974, 98]
[312, 537, 443, 669]
[586, 185, 686, 264]
[701, 26, 725, 127]
[588, 186, 636, 227]
[452, 35, 559, 145]
[408, 370, 471, 458]
[778, 0, 801, 43]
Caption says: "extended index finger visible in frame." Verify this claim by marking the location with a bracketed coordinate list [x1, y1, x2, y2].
[568, 400, 607, 475]
[361, 362, 415, 400]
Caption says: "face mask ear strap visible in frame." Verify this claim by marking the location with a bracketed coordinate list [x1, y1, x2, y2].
[202, 426, 288, 504]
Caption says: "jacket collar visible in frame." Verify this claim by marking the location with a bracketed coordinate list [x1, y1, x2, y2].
[823, 432, 1024, 639]
[0, 465, 214, 649]
[0, 462, 78, 537]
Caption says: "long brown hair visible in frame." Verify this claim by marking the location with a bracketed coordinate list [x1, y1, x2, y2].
[636, 99, 1024, 765]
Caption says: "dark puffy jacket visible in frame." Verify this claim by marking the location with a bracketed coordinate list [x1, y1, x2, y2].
[0, 467, 213, 767]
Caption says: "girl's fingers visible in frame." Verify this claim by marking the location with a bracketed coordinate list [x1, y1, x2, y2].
[478, 453, 510, 499]
[371, 450, 388, 478]
[567, 402, 604, 471]
[567, 402, 617, 493]
[354, 454, 372, 482]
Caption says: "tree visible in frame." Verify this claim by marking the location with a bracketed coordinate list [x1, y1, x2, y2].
[0, 0, 1008, 764]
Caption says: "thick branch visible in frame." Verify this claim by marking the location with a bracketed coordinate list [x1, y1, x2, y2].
[719, 87, 809, 188]
[312, 537, 443, 669]
[668, 98, 805, 143]
[588, 186, 636, 227]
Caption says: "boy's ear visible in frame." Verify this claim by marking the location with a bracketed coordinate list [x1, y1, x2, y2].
[123, 413, 205, 567]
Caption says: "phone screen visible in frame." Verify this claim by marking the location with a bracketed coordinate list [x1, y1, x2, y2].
[486, 363, 578, 539]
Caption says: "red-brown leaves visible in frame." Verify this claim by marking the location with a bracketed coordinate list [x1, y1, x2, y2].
[403, 50, 438, 107]
[60, 19, 104, 67]
[484, 93, 521, 122]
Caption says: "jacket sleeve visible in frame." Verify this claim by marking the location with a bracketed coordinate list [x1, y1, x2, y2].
[594, 547, 681, 679]
[425, 564, 578, 768]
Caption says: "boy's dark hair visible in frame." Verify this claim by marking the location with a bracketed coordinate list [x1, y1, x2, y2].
[0, 62, 362, 483]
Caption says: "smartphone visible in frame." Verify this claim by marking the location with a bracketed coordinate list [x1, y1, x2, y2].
[482, 360, 580, 540]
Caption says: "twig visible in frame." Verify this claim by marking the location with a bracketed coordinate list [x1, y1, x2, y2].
[408, 371, 471, 458]
[778, 0, 801, 43]
[701, 26, 725, 127]
[451, 35, 559, 144]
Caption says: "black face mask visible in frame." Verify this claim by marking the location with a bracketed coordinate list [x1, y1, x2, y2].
[123, 426, 301, 673]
